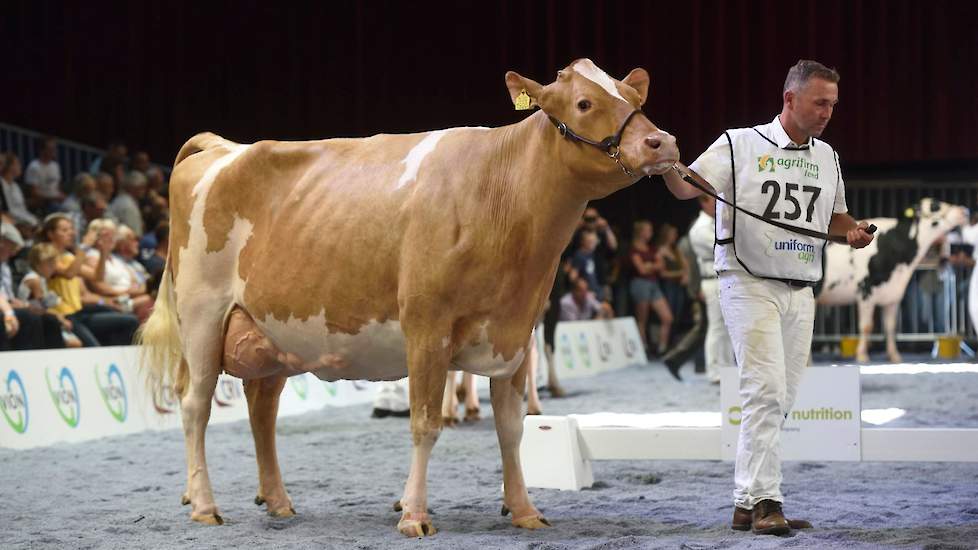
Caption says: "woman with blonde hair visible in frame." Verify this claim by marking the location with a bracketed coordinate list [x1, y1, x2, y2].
[18, 242, 82, 347]
[628, 220, 674, 355]
[39, 213, 138, 346]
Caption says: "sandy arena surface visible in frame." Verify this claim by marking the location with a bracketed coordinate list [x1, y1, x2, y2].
[2, 358, 977, 549]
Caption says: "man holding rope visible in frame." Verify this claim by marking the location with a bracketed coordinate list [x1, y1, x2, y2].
[663, 59, 874, 535]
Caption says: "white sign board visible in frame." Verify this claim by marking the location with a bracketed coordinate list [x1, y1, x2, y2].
[553, 317, 647, 380]
[720, 366, 861, 461]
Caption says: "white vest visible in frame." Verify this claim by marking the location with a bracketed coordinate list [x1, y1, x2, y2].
[715, 128, 841, 282]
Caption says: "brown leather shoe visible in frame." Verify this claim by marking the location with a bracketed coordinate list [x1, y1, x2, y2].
[749, 500, 790, 535]
[732, 505, 813, 531]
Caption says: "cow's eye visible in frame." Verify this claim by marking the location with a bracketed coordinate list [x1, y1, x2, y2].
[577, 99, 592, 111]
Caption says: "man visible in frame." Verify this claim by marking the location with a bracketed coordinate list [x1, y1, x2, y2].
[559, 277, 613, 321]
[687, 194, 733, 384]
[663, 60, 873, 535]
[24, 136, 65, 209]
[109, 170, 147, 236]
[572, 207, 619, 301]
[571, 229, 607, 303]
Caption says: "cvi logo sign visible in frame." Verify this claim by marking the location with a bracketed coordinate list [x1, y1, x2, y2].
[46, 366, 81, 428]
[1, 370, 30, 434]
[96, 364, 128, 423]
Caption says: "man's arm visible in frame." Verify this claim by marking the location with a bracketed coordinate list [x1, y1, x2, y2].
[830, 212, 874, 249]
[662, 162, 707, 200]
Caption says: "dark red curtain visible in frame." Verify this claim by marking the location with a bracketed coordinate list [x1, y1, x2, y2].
[5, 0, 977, 227]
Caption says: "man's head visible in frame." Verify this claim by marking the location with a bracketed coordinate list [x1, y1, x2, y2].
[1, 152, 21, 179]
[115, 224, 139, 259]
[133, 151, 151, 173]
[571, 277, 591, 306]
[782, 60, 840, 141]
[81, 191, 108, 221]
[38, 137, 57, 162]
[122, 170, 148, 199]
[583, 207, 600, 227]
[0, 222, 25, 260]
[72, 173, 96, 197]
[95, 171, 116, 199]
[578, 228, 599, 252]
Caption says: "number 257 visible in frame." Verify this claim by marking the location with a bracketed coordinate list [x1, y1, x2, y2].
[761, 181, 821, 222]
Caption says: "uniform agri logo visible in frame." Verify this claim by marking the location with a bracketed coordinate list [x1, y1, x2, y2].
[46, 367, 80, 428]
[1, 370, 29, 434]
[96, 364, 128, 423]
[289, 375, 309, 400]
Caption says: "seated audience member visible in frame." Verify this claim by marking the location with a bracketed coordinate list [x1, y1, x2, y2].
[89, 139, 128, 175]
[81, 220, 152, 322]
[61, 172, 97, 214]
[40, 213, 139, 347]
[1, 152, 40, 230]
[108, 171, 147, 236]
[571, 228, 608, 302]
[560, 277, 613, 322]
[95, 171, 116, 202]
[1, 222, 65, 350]
[132, 151, 151, 173]
[17, 243, 82, 347]
[69, 191, 111, 246]
[24, 136, 65, 210]
[113, 224, 153, 320]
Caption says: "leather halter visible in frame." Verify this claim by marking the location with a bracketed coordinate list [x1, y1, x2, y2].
[547, 109, 643, 178]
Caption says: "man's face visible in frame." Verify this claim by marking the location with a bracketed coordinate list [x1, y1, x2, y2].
[788, 77, 838, 139]
[572, 281, 589, 303]
[583, 208, 599, 227]
[84, 198, 107, 220]
[96, 175, 115, 197]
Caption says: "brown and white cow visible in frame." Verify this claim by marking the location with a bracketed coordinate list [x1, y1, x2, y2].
[818, 198, 968, 362]
[139, 59, 678, 536]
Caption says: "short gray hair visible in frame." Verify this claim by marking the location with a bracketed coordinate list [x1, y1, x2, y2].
[123, 170, 148, 189]
[783, 60, 840, 94]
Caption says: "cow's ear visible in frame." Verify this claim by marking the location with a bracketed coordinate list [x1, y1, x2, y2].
[622, 68, 650, 106]
[506, 71, 544, 111]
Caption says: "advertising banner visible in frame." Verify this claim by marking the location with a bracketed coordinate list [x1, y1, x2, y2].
[552, 317, 647, 380]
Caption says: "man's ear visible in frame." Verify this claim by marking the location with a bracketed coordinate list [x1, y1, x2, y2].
[622, 68, 649, 106]
[505, 71, 544, 110]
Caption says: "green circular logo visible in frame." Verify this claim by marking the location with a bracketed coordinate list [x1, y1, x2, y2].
[46, 367, 80, 428]
[2, 370, 29, 434]
[96, 364, 128, 423]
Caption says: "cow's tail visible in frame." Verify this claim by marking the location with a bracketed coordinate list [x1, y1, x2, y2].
[137, 262, 187, 399]
[173, 132, 237, 167]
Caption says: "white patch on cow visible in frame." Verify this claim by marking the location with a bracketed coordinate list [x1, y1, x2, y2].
[572, 58, 626, 102]
[451, 322, 527, 378]
[442, 336, 450, 349]
[396, 130, 451, 189]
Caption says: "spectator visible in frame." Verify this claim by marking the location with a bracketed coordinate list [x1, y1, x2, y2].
[81, 219, 151, 320]
[61, 172, 97, 214]
[141, 222, 168, 293]
[70, 191, 111, 245]
[112, 224, 153, 321]
[40, 213, 139, 347]
[628, 220, 673, 355]
[571, 229, 606, 301]
[132, 151, 151, 173]
[0, 222, 65, 350]
[16, 242, 81, 347]
[1, 152, 39, 230]
[655, 223, 690, 334]
[560, 277, 613, 321]
[95, 171, 116, 202]
[572, 208, 619, 299]
[24, 136, 65, 209]
[108, 170, 147, 236]
[89, 139, 127, 175]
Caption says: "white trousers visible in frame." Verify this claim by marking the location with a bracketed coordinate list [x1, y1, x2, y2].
[719, 271, 814, 509]
[373, 378, 410, 412]
[701, 277, 734, 383]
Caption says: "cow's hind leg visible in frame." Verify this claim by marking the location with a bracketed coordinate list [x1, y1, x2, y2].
[462, 372, 480, 421]
[856, 301, 875, 363]
[493, 357, 550, 529]
[441, 372, 459, 426]
[525, 342, 542, 415]
[882, 302, 902, 363]
[179, 335, 225, 525]
[245, 375, 295, 517]
[396, 331, 451, 537]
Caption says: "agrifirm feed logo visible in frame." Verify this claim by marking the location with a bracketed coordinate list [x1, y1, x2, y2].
[96, 364, 128, 423]
[1, 370, 29, 434]
[757, 155, 819, 179]
[46, 367, 81, 428]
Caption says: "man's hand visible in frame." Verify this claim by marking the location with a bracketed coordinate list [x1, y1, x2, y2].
[847, 221, 874, 249]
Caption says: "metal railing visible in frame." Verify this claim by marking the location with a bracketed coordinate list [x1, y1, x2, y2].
[0, 122, 106, 184]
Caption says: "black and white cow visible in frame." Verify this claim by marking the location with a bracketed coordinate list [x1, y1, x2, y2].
[818, 198, 969, 362]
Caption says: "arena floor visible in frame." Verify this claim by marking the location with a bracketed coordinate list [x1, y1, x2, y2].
[3, 357, 977, 550]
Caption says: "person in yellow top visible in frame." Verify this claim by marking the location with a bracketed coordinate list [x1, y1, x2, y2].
[39, 213, 139, 346]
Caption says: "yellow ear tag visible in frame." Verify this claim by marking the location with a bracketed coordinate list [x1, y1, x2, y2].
[904, 207, 915, 218]
[514, 89, 532, 110]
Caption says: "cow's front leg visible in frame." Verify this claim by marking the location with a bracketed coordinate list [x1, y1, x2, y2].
[397, 332, 450, 537]
[882, 302, 902, 363]
[856, 301, 875, 363]
[493, 355, 550, 530]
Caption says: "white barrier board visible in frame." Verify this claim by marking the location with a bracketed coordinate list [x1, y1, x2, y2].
[0, 347, 380, 450]
[720, 366, 861, 461]
[553, 317, 647, 380]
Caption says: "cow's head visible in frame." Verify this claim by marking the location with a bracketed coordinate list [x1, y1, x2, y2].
[505, 59, 679, 195]
[910, 198, 969, 244]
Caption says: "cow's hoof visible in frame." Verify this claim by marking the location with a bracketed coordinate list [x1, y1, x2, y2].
[398, 514, 437, 537]
[464, 407, 481, 422]
[856, 353, 870, 363]
[526, 406, 542, 416]
[512, 513, 551, 529]
[268, 506, 296, 518]
[181, 493, 191, 506]
[887, 353, 903, 363]
[442, 416, 458, 427]
[191, 511, 224, 526]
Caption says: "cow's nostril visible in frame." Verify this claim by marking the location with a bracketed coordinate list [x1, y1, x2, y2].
[646, 136, 661, 149]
